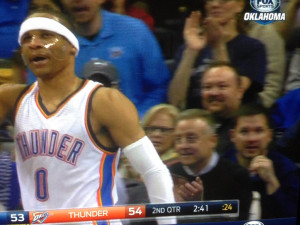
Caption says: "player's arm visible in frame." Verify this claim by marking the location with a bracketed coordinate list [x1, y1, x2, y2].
[92, 88, 176, 224]
[92, 87, 144, 148]
[0, 83, 27, 123]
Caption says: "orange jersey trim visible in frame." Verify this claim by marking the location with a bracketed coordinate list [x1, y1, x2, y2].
[35, 80, 89, 119]
[97, 155, 106, 206]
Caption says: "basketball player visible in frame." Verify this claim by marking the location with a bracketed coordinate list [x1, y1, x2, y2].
[0, 11, 175, 225]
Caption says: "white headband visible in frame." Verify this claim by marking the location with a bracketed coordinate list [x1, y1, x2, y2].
[18, 17, 79, 54]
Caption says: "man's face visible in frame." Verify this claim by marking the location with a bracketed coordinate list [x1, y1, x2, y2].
[145, 112, 175, 156]
[201, 66, 243, 117]
[60, 0, 104, 24]
[29, 0, 61, 12]
[231, 114, 273, 159]
[174, 118, 217, 172]
[205, 0, 244, 24]
[20, 28, 74, 78]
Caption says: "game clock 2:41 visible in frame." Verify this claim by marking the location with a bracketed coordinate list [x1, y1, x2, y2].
[193, 204, 209, 213]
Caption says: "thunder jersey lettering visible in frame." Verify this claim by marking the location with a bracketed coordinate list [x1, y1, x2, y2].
[14, 80, 120, 216]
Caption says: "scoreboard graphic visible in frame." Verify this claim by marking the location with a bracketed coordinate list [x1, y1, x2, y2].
[0, 200, 239, 224]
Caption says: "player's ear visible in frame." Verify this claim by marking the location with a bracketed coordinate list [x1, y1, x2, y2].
[70, 47, 77, 56]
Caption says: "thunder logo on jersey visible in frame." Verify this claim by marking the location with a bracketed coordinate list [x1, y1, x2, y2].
[15, 129, 84, 165]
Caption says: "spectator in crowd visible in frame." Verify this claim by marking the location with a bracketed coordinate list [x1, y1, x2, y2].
[0, 0, 30, 59]
[284, 37, 300, 93]
[271, 87, 300, 132]
[29, 0, 64, 12]
[168, 0, 266, 109]
[275, 0, 300, 40]
[225, 104, 299, 219]
[0, 59, 19, 85]
[200, 62, 245, 155]
[239, 0, 285, 109]
[50, 0, 170, 117]
[282, 26, 300, 94]
[0, 122, 21, 211]
[0, 51, 27, 85]
[275, 0, 300, 94]
[0, 53, 24, 211]
[169, 109, 252, 221]
[102, 0, 154, 30]
[274, 119, 300, 164]
[246, 24, 285, 108]
[0, 52, 24, 211]
[142, 104, 179, 164]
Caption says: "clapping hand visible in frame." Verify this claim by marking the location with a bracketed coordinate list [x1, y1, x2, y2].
[184, 11, 207, 51]
[174, 176, 204, 202]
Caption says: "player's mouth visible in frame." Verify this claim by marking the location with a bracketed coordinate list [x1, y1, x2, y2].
[30, 56, 49, 66]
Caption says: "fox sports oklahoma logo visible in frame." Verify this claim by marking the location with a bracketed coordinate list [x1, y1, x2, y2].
[250, 0, 280, 12]
[245, 0, 285, 24]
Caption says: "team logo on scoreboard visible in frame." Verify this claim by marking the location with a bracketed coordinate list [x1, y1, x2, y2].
[32, 212, 49, 224]
[244, 0, 285, 25]
[244, 221, 264, 225]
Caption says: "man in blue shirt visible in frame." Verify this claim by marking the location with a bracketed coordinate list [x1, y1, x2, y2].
[0, 0, 30, 58]
[52, 0, 170, 117]
[226, 104, 299, 219]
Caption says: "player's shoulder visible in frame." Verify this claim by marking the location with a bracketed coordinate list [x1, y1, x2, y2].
[93, 86, 124, 103]
[92, 87, 131, 112]
[92, 86, 138, 119]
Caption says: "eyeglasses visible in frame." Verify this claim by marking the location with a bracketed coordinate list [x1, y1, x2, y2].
[144, 126, 174, 135]
[175, 135, 201, 144]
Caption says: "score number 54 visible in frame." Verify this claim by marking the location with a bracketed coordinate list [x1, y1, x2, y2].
[126, 206, 145, 218]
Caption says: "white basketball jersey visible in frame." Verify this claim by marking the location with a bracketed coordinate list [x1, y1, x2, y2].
[14, 80, 120, 215]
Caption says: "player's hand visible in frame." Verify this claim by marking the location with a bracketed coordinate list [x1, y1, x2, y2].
[184, 11, 207, 51]
[249, 155, 280, 194]
[176, 177, 204, 202]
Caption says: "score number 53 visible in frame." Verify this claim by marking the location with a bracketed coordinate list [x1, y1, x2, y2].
[10, 213, 25, 223]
